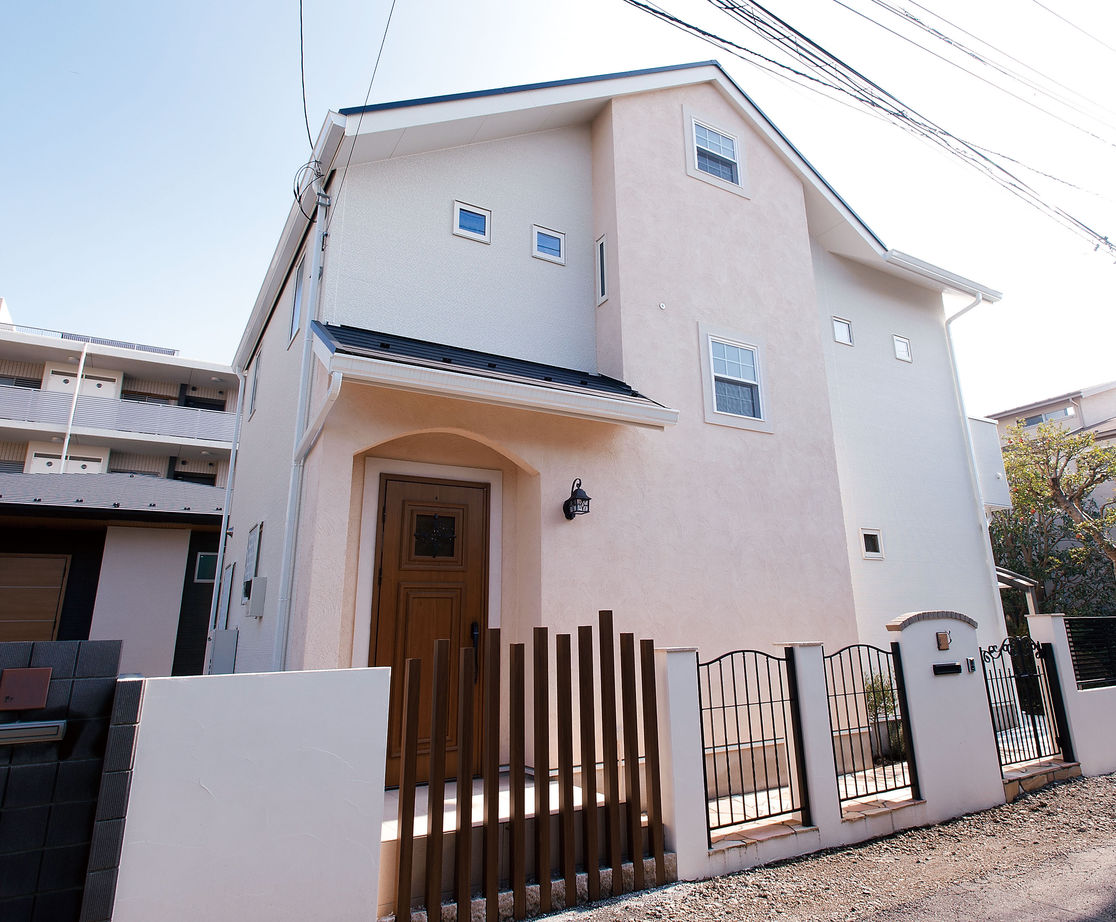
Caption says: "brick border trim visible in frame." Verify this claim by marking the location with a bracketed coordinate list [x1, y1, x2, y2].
[886, 610, 977, 632]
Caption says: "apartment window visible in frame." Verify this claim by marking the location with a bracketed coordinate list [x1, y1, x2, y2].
[595, 236, 607, 303]
[289, 257, 305, 344]
[1023, 407, 1075, 427]
[453, 201, 490, 243]
[698, 323, 772, 432]
[532, 226, 565, 265]
[861, 528, 885, 559]
[833, 317, 853, 345]
[893, 335, 913, 362]
[694, 122, 739, 184]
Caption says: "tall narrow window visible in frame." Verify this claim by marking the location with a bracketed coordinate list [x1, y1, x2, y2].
[710, 338, 761, 419]
[694, 122, 739, 185]
[289, 257, 305, 344]
[248, 353, 261, 418]
[595, 236, 607, 303]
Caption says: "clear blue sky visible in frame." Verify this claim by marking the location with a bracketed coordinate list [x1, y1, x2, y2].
[2, 0, 1113, 416]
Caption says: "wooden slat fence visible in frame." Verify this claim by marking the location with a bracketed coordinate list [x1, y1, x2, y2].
[391, 611, 667, 921]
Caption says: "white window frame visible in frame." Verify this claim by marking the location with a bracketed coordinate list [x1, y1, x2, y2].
[194, 552, 218, 583]
[453, 201, 491, 244]
[832, 317, 854, 346]
[532, 225, 565, 265]
[248, 353, 261, 419]
[595, 235, 608, 304]
[288, 256, 305, 345]
[860, 528, 885, 559]
[683, 106, 751, 198]
[893, 335, 913, 362]
[697, 322, 772, 433]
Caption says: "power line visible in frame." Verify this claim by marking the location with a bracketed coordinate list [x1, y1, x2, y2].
[1030, 0, 1116, 56]
[324, 0, 399, 234]
[299, 0, 314, 151]
[618, 0, 1115, 256]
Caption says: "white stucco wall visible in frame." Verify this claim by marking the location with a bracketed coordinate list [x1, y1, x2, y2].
[813, 246, 1006, 647]
[88, 525, 191, 676]
[112, 668, 390, 922]
[320, 126, 597, 372]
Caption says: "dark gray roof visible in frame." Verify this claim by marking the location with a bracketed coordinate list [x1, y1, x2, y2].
[314, 322, 657, 401]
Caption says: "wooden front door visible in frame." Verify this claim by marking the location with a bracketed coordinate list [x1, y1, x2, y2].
[371, 475, 489, 787]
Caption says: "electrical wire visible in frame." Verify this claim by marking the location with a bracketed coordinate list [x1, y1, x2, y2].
[324, 0, 399, 235]
[299, 0, 314, 151]
[1030, 0, 1116, 57]
[618, 0, 1116, 255]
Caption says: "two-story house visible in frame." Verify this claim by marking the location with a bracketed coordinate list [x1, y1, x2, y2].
[0, 304, 238, 676]
[218, 63, 1007, 756]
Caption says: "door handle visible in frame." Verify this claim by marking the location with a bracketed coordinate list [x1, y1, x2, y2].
[470, 621, 480, 683]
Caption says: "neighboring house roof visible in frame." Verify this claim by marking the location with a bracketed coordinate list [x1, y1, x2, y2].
[0, 472, 225, 517]
[235, 61, 1000, 370]
[313, 322, 678, 430]
[988, 389, 1083, 422]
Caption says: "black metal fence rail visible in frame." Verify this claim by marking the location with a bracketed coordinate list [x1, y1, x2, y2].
[1064, 617, 1116, 690]
[981, 636, 1063, 770]
[824, 643, 917, 803]
[697, 648, 808, 836]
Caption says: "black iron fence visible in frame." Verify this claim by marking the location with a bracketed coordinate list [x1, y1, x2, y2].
[697, 648, 810, 838]
[823, 643, 919, 804]
[981, 636, 1073, 770]
[1064, 617, 1116, 690]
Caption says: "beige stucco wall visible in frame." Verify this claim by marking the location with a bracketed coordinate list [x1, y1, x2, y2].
[88, 525, 191, 676]
[319, 126, 597, 372]
[813, 246, 1006, 647]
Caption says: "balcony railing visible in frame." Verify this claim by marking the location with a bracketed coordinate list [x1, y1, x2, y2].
[0, 384, 236, 443]
[0, 322, 178, 355]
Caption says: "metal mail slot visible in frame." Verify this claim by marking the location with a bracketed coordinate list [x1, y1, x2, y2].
[932, 662, 963, 676]
[0, 720, 67, 745]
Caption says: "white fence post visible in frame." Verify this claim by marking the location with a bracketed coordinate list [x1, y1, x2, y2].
[655, 646, 710, 880]
[783, 643, 842, 833]
[886, 611, 1004, 823]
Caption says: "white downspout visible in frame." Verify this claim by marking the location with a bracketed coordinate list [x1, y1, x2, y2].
[944, 294, 1008, 636]
[58, 342, 89, 473]
[207, 371, 247, 636]
[273, 184, 331, 671]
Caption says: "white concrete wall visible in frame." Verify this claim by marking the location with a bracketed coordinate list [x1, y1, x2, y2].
[112, 667, 390, 922]
[813, 246, 1006, 647]
[321, 126, 597, 372]
[88, 525, 191, 676]
[1029, 613, 1116, 776]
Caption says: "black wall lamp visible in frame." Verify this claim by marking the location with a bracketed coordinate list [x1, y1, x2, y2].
[562, 478, 591, 520]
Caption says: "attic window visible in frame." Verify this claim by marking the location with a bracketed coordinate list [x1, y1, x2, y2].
[694, 122, 739, 184]
[453, 202, 490, 243]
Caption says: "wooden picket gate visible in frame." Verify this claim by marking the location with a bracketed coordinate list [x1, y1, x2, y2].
[391, 611, 667, 921]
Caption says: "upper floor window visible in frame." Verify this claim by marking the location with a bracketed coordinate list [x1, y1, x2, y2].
[698, 323, 772, 433]
[833, 317, 853, 345]
[453, 201, 491, 244]
[248, 353, 261, 418]
[595, 236, 608, 304]
[289, 257, 305, 344]
[1023, 407, 1075, 427]
[694, 122, 739, 185]
[893, 335, 913, 362]
[532, 226, 565, 265]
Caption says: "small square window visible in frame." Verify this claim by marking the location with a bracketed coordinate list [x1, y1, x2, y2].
[595, 236, 607, 304]
[694, 122, 739, 185]
[194, 552, 218, 583]
[832, 317, 853, 345]
[453, 201, 490, 243]
[532, 226, 565, 265]
[893, 335, 912, 362]
[861, 528, 885, 559]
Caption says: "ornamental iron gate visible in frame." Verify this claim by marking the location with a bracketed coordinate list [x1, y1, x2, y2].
[981, 635, 1073, 771]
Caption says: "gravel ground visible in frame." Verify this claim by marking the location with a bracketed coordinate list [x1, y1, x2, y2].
[546, 774, 1116, 922]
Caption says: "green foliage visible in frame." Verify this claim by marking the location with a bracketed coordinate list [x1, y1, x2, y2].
[990, 420, 1116, 624]
[863, 671, 897, 719]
